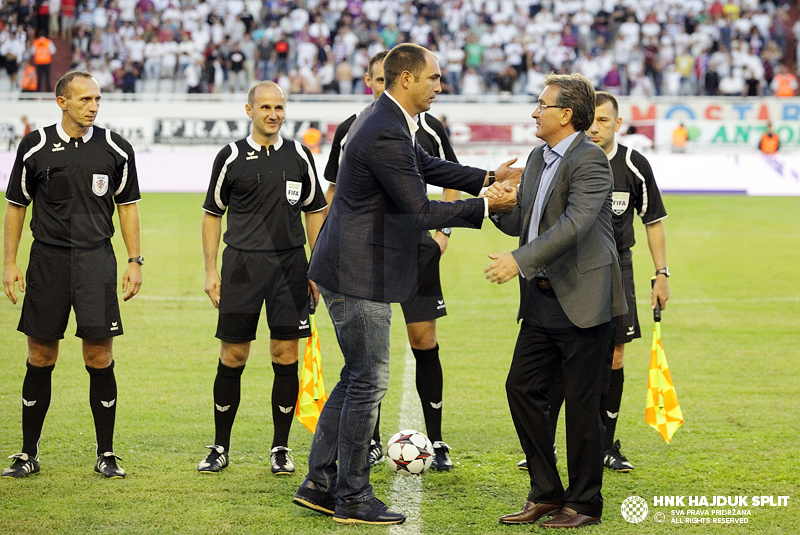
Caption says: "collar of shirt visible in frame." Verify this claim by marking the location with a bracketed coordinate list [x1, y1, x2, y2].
[384, 90, 419, 142]
[57, 123, 94, 143]
[606, 140, 618, 161]
[548, 131, 580, 161]
[247, 134, 283, 152]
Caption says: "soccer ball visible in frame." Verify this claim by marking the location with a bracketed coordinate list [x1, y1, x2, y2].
[385, 429, 433, 475]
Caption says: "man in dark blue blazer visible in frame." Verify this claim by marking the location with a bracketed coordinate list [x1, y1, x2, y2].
[292, 43, 520, 525]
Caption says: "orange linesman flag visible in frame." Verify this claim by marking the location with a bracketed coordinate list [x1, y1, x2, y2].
[296, 295, 328, 433]
[645, 279, 683, 443]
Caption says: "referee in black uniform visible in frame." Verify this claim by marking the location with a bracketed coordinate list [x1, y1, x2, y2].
[324, 51, 459, 471]
[198, 81, 326, 476]
[3, 71, 143, 479]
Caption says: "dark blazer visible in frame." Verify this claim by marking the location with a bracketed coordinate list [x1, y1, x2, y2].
[493, 132, 627, 328]
[309, 93, 487, 303]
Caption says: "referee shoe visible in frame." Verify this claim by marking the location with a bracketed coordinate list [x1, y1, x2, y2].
[368, 439, 383, 467]
[198, 445, 229, 473]
[604, 440, 633, 472]
[95, 452, 126, 478]
[2, 453, 40, 478]
[270, 446, 295, 475]
[431, 441, 454, 471]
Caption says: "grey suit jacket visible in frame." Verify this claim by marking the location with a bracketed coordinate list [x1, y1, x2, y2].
[493, 132, 627, 328]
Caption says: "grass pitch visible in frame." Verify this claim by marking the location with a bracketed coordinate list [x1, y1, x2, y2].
[0, 193, 798, 534]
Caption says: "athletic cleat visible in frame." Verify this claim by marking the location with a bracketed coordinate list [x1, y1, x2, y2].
[604, 440, 633, 472]
[270, 446, 295, 475]
[368, 439, 383, 467]
[430, 441, 454, 471]
[2, 453, 40, 478]
[94, 452, 126, 478]
[198, 445, 229, 473]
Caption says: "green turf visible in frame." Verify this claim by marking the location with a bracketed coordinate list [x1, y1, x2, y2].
[1, 193, 798, 534]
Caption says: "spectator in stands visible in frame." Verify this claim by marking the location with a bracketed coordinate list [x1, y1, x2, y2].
[771, 63, 797, 96]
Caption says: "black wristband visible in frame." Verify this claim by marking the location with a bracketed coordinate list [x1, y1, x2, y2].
[488, 170, 495, 185]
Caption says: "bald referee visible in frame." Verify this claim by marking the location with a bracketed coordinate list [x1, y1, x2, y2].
[198, 81, 326, 476]
[3, 71, 142, 479]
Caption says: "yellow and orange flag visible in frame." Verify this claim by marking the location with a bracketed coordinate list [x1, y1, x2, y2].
[296, 296, 328, 433]
[645, 281, 683, 444]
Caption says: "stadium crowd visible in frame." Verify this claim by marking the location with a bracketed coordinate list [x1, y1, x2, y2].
[0, 0, 799, 97]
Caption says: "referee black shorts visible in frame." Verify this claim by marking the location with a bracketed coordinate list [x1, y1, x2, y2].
[216, 246, 311, 343]
[19, 240, 123, 340]
[614, 249, 640, 345]
[400, 232, 447, 324]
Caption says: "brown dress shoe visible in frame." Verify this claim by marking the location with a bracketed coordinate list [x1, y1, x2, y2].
[499, 501, 563, 524]
[540, 507, 601, 528]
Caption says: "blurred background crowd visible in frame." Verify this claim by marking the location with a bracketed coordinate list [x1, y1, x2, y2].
[1, 0, 798, 97]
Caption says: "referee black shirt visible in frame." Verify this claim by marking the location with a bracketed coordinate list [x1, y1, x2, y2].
[607, 142, 667, 253]
[6, 123, 141, 249]
[202, 135, 326, 252]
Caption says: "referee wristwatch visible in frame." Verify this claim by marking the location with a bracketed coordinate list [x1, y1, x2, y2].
[655, 267, 670, 277]
[437, 228, 452, 237]
[128, 256, 145, 265]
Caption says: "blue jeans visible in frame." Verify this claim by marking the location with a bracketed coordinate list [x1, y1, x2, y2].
[306, 285, 392, 501]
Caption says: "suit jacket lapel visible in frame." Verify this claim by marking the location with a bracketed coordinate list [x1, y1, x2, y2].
[521, 147, 545, 243]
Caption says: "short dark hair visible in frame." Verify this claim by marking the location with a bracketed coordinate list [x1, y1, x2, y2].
[55, 71, 94, 99]
[368, 50, 389, 78]
[383, 44, 428, 90]
[595, 91, 619, 118]
[544, 72, 596, 132]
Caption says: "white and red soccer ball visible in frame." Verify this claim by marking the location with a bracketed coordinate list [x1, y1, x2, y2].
[385, 429, 433, 475]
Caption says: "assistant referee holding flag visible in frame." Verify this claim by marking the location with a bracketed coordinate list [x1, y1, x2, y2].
[198, 81, 326, 475]
[3, 71, 143, 479]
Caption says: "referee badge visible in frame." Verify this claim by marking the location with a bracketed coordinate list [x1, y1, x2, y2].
[286, 181, 302, 205]
[611, 191, 630, 216]
[92, 174, 110, 197]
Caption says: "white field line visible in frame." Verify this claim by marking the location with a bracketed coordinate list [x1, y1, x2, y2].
[390, 344, 424, 535]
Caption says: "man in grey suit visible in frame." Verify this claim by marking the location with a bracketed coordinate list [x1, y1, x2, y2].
[485, 73, 626, 529]
[292, 43, 520, 525]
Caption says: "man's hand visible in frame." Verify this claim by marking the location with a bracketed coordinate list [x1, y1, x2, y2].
[484, 252, 520, 284]
[309, 280, 320, 307]
[3, 263, 24, 304]
[652, 275, 671, 310]
[433, 231, 449, 255]
[485, 183, 518, 213]
[121, 263, 142, 301]
[494, 157, 523, 184]
[205, 270, 221, 308]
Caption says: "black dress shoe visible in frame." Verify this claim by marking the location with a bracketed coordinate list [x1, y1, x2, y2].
[540, 507, 601, 528]
[292, 478, 337, 516]
[333, 496, 405, 525]
[499, 501, 563, 524]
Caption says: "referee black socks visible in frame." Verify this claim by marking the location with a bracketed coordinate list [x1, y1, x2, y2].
[271, 361, 298, 449]
[87, 361, 117, 456]
[21, 361, 55, 458]
[213, 360, 245, 452]
[413, 345, 444, 443]
[604, 367, 625, 450]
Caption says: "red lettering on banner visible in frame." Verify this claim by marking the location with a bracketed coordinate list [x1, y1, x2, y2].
[632, 105, 656, 121]
[706, 106, 722, 120]
[758, 104, 770, 121]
